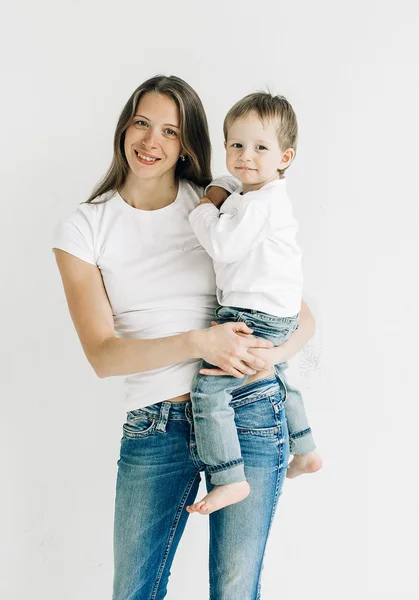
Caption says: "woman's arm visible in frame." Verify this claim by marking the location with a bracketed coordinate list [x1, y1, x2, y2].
[54, 250, 273, 379]
[199, 300, 315, 376]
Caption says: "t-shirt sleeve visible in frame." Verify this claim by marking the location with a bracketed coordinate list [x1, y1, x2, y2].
[52, 204, 97, 266]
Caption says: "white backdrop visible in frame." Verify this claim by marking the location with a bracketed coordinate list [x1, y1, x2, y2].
[1, 1, 418, 598]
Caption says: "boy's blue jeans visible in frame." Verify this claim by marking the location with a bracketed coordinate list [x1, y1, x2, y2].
[190, 305, 316, 485]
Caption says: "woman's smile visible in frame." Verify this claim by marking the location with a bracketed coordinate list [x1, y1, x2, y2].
[134, 150, 161, 164]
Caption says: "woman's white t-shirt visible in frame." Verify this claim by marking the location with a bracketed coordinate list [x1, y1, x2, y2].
[53, 178, 236, 410]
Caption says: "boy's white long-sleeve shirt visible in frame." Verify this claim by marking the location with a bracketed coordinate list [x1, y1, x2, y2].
[189, 178, 303, 317]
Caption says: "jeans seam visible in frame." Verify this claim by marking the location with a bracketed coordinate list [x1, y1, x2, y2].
[255, 417, 286, 600]
[206, 458, 244, 473]
[236, 425, 279, 436]
[122, 420, 157, 439]
[289, 427, 312, 440]
[150, 472, 200, 600]
[230, 378, 281, 408]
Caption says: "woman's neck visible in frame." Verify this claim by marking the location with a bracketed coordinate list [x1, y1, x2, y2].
[120, 172, 179, 210]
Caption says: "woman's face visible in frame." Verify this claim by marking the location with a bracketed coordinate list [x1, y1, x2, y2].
[124, 92, 182, 182]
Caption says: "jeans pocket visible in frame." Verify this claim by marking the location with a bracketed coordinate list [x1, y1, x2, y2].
[123, 409, 158, 439]
[251, 324, 291, 342]
[245, 312, 299, 339]
[234, 394, 282, 437]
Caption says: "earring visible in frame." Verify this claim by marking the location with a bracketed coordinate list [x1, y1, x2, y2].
[180, 155, 186, 162]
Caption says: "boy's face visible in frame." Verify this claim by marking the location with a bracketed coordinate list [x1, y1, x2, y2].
[225, 112, 291, 192]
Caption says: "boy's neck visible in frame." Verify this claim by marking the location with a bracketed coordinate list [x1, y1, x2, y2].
[241, 172, 280, 195]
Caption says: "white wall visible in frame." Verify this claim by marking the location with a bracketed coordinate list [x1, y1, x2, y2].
[1, 1, 418, 598]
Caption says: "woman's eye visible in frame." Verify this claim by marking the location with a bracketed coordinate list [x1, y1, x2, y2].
[164, 129, 177, 136]
[134, 120, 148, 127]
[256, 145, 267, 150]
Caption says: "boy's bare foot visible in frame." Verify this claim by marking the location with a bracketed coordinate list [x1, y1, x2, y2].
[286, 451, 323, 479]
[186, 481, 250, 515]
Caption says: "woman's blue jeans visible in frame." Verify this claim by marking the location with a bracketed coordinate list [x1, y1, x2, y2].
[112, 375, 290, 600]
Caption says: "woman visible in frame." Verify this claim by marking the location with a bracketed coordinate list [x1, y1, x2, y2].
[53, 75, 315, 600]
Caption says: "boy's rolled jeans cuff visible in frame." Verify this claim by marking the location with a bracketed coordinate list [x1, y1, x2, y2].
[289, 428, 316, 455]
[207, 460, 246, 486]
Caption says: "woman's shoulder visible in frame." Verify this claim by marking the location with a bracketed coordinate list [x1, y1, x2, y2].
[81, 190, 120, 211]
[177, 179, 207, 211]
[180, 178, 205, 198]
[53, 193, 120, 263]
[60, 192, 119, 225]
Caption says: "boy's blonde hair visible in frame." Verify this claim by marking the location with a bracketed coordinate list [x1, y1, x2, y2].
[223, 92, 298, 178]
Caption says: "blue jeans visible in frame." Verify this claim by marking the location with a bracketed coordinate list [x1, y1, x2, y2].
[191, 306, 315, 485]
[275, 362, 315, 456]
[113, 375, 289, 600]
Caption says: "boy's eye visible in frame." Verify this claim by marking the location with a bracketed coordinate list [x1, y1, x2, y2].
[256, 145, 267, 150]
[232, 143, 242, 148]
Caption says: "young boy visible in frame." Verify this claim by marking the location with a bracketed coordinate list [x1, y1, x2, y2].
[187, 92, 322, 515]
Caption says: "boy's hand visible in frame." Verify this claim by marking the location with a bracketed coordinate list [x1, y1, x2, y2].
[197, 196, 214, 206]
[204, 185, 229, 208]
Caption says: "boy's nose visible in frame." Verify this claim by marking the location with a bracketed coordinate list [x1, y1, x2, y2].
[239, 152, 252, 162]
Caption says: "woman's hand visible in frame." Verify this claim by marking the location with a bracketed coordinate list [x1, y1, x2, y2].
[200, 300, 315, 376]
[200, 346, 280, 377]
[193, 321, 273, 378]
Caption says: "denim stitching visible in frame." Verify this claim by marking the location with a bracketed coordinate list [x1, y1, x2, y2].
[230, 381, 281, 409]
[289, 427, 312, 440]
[185, 404, 206, 471]
[236, 425, 279, 437]
[122, 419, 157, 439]
[206, 458, 244, 473]
[150, 472, 200, 600]
[254, 403, 287, 600]
[155, 401, 170, 433]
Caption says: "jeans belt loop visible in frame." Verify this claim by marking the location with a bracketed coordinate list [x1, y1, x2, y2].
[185, 402, 193, 425]
[274, 367, 287, 404]
[156, 401, 170, 433]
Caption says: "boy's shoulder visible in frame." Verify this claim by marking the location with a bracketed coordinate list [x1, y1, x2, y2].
[242, 179, 288, 205]
[254, 178, 287, 196]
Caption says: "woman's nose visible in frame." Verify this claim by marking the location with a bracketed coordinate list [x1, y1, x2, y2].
[141, 129, 158, 148]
